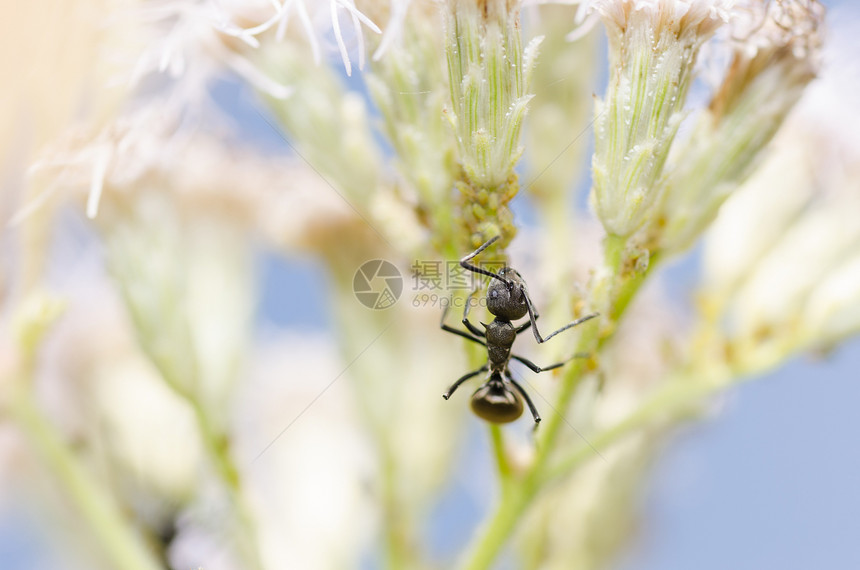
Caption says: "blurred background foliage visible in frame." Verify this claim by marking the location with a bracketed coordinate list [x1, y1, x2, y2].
[1, 1, 859, 569]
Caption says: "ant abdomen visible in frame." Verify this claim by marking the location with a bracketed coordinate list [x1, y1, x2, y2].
[470, 381, 523, 424]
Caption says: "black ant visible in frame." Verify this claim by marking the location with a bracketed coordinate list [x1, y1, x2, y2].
[440, 236, 598, 425]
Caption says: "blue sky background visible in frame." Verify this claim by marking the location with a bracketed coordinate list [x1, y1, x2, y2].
[616, 340, 860, 569]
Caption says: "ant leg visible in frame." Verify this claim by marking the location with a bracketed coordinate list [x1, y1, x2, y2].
[459, 236, 509, 285]
[511, 352, 589, 373]
[443, 365, 488, 400]
[441, 324, 484, 346]
[515, 312, 538, 334]
[440, 300, 486, 346]
[505, 372, 541, 424]
[462, 288, 485, 337]
[523, 291, 599, 344]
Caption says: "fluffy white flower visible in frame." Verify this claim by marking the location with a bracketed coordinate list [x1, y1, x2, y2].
[703, 14, 860, 357]
[647, 0, 823, 254]
[567, 0, 732, 40]
[590, 0, 731, 237]
[112, 0, 291, 100]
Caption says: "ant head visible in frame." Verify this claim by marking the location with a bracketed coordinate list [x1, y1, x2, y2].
[470, 376, 523, 423]
[486, 267, 528, 321]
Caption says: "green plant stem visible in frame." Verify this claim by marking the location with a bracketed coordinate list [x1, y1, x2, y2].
[461, 337, 598, 570]
[460, 233, 656, 570]
[189, 399, 239, 490]
[543, 377, 713, 485]
[535, 334, 600, 471]
[150, 359, 263, 570]
[603, 234, 628, 277]
[122, 293, 262, 567]
[462, 483, 532, 570]
[531, 233, 633, 468]
[187, 398, 264, 570]
[489, 425, 511, 480]
[611, 254, 654, 322]
[381, 448, 413, 570]
[9, 387, 161, 570]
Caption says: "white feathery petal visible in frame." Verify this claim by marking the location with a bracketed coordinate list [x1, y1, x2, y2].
[566, 10, 601, 41]
[214, 19, 262, 49]
[105, 1, 296, 109]
[582, 0, 734, 35]
[7, 181, 62, 228]
[328, 0, 381, 74]
[352, 9, 365, 71]
[336, 0, 382, 34]
[223, 50, 293, 99]
[18, 110, 181, 226]
[86, 146, 112, 219]
[223, 1, 285, 40]
[372, 0, 411, 60]
[264, 0, 380, 72]
[295, 1, 321, 62]
[276, 0, 293, 41]
[331, 0, 352, 76]
[726, 0, 824, 60]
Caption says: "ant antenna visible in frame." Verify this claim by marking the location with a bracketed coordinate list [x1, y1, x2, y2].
[459, 236, 511, 286]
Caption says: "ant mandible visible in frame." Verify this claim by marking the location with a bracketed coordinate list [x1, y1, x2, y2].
[440, 236, 599, 425]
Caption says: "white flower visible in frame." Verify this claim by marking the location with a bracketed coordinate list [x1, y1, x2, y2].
[246, 0, 382, 75]
[445, 0, 540, 190]
[369, 0, 412, 60]
[589, 0, 730, 238]
[566, 0, 732, 40]
[648, 0, 823, 255]
[113, 0, 291, 100]
[702, 16, 860, 361]
[727, 0, 824, 60]
[0, 0, 140, 256]
[110, 0, 382, 111]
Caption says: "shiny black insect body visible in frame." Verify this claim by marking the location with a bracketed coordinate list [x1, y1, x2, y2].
[441, 236, 598, 425]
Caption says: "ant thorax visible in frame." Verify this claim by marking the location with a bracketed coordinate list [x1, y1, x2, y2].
[485, 319, 515, 369]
